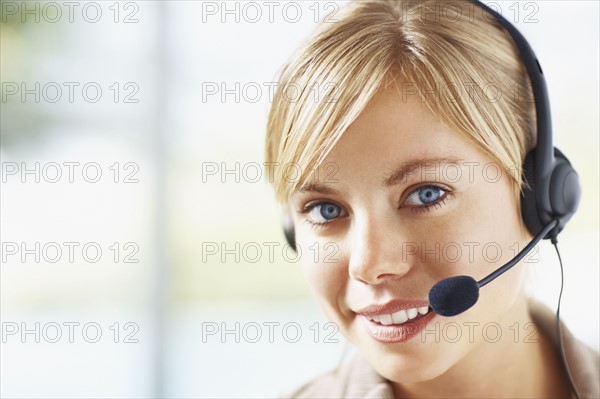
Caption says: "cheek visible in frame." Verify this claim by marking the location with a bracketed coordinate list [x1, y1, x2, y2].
[441, 178, 523, 267]
[299, 251, 349, 314]
[411, 176, 526, 314]
[435, 178, 527, 317]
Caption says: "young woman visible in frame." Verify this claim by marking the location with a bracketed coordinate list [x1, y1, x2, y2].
[264, 1, 599, 397]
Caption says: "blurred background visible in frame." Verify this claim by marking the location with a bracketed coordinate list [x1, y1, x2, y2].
[1, 1, 598, 398]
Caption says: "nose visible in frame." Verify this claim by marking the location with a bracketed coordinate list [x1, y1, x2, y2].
[348, 214, 413, 285]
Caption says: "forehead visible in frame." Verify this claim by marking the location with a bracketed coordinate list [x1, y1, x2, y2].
[315, 86, 484, 182]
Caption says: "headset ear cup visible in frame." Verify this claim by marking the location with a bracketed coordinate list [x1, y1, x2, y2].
[549, 148, 581, 228]
[281, 212, 296, 252]
[521, 150, 543, 236]
[521, 148, 582, 238]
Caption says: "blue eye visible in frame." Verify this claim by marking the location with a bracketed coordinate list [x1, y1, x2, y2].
[307, 202, 343, 225]
[405, 186, 446, 206]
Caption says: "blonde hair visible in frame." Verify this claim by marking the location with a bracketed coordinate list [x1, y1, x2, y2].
[265, 0, 535, 206]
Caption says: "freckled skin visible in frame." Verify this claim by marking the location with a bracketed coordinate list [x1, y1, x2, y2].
[289, 87, 570, 398]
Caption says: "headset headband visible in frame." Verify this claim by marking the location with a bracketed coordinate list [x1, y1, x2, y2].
[474, 0, 555, 222]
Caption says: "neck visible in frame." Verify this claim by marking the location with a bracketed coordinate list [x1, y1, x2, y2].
[392, 295, 571, 398]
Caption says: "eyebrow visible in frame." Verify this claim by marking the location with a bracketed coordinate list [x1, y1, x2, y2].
[295, 156, 465, 196]
[383, 156, 465, 187]
[297, 183, 342, 196]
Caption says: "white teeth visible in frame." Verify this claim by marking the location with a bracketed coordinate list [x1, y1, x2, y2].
[367, 306, 430, 325]
[407, 308, 418, 320]
[391, 310, 408, 324]
[379, 314, 393, 325]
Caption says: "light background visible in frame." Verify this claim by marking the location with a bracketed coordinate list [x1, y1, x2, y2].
[1, 1, 598, 398]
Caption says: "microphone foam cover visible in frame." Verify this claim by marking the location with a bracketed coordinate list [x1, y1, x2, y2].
[429, 276, 479, 317]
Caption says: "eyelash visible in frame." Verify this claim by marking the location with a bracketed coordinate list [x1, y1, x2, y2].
[300, 202, 342, 230]
[300, 184, 453, 229]
[406, 185, 454, 214]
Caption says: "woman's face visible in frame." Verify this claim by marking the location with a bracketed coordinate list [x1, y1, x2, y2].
[289, 85, 533, 383]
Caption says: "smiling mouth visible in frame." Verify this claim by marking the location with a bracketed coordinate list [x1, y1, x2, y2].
[358, 305, 437, 343]
[364, 306, 431, 326]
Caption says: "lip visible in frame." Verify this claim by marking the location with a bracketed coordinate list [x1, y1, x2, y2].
[354, 299, 436, 343]
[358, 310, 437, 343]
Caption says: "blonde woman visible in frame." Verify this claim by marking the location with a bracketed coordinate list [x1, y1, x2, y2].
[265, 1, 599, 397]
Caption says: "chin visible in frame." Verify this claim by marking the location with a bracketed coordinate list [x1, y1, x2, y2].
[373, 355, 452, 384]
[353, 330, 461, 384]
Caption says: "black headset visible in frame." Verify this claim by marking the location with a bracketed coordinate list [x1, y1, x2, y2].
[282, 0, 581, 251]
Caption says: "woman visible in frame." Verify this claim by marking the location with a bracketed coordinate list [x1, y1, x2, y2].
[264, 1, 599, 397]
